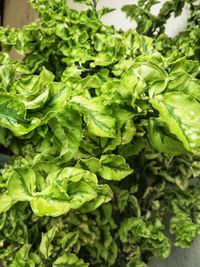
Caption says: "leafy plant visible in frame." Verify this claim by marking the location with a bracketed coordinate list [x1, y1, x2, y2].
[0, 0, 200, 266]
[122, 0, 200, 59]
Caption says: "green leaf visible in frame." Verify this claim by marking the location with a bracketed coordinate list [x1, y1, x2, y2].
[98, 154, 133, 181]
[71, 96, 116, 138]
[53, 253, 89, 267]
[151, 92, 200, 152]
[120, 218, 170, 259]
[0, 94, 41, 136]
[131, 55, 168, 97]
[20, 67, 54, 110]
[119, 217, 149, 243]
[80, 184, 113, 213]
[0, 192, 14, 213]
[23, 89, 49, 110]
[0, 63, 16, 92]
[6, 165, 110, 217]
[118, 138, 145, 158]
[170, 213, 198, 248]
[48, 107, 82, 160]
[60, 231, 79, 252]
[148, 118, 187, 154]
[9, 244, 36, 267]
[75, 157, 101, 173]
[143, 220, 171, 259]
[100, 129, 121, 153]
[127, 259, 147, 267]
[31, 168, 98, 216]
[87, 224, 118, 266]
[8, 168, 36, 201]
[117, 189, 129, 213]
[39, 226, 58, 259]
[121, 119, 136, 145]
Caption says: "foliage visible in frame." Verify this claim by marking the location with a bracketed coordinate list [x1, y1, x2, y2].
[122, 0, 200, 59]
[0, 0, 200, 266]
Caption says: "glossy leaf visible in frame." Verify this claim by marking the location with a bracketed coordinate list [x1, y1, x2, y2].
[71, 96, 116, 138]
[98, 154, 133, 181]
[53, 253, 89, 267]
[151, 92, 200, 152]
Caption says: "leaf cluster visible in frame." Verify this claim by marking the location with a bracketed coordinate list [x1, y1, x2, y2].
[0, 1, 200, 266]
